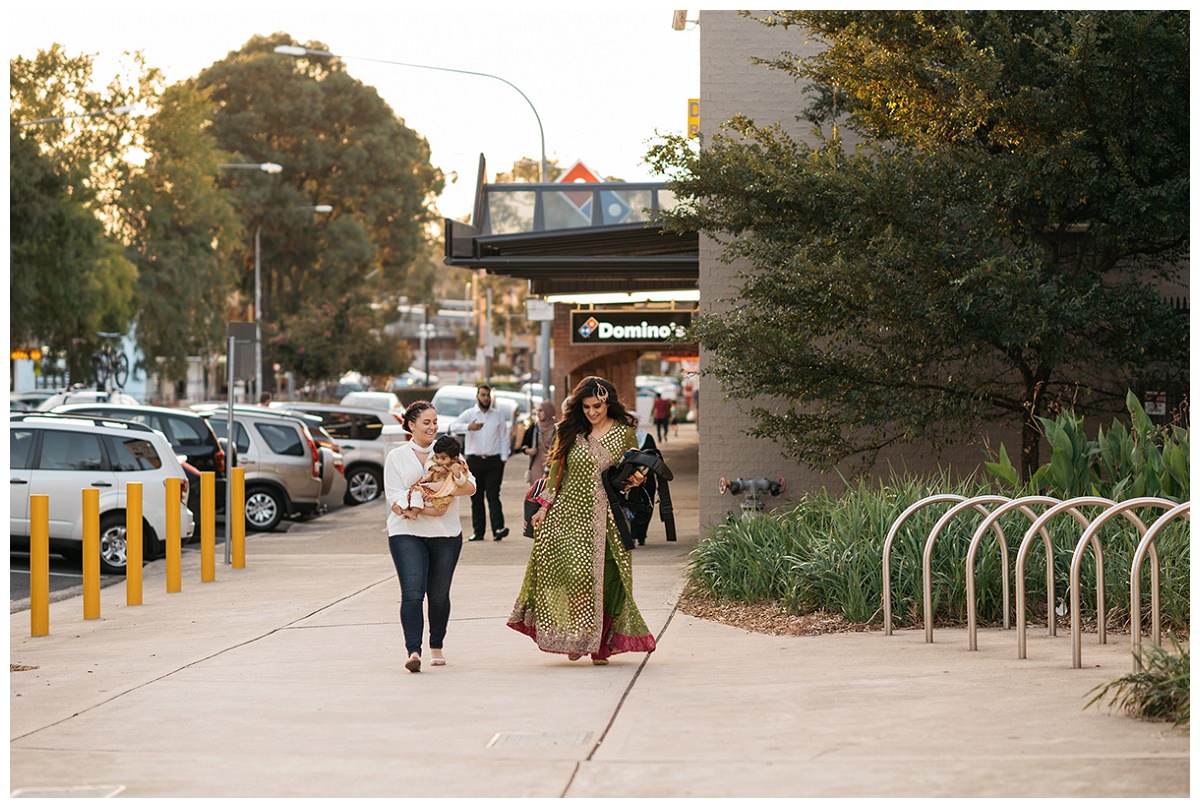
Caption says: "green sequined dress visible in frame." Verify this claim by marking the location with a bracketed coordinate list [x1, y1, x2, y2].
[507, 422, 657, 658]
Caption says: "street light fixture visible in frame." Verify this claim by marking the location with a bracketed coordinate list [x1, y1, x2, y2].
[275, 43, 554, 400]
[219, 162, 283, 174]
[274, 45, 547, 183]
[17, 104, 139, 127]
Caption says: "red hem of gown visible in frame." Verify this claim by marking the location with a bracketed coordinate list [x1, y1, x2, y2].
[507, 614, 656, 657]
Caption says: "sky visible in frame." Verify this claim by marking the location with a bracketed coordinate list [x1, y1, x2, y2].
[8, 1, 703, 221]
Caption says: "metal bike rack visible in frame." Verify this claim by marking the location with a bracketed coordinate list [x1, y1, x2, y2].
[1069, 498, 1174, 669]
[922, 495, 1011, 643]
[1130, 502, 1189, 672]
[1015, 497, 1114, 660]
[965, 496, 1062, 651]
[881, 494, 966, 635]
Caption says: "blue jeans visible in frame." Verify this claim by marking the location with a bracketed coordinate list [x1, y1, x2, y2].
[387, 534, 463, 656]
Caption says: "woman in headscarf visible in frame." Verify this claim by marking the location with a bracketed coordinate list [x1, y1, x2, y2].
[520, 399, 559, 482]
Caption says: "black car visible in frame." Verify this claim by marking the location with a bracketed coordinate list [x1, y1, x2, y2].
[51, 403, 227, 517]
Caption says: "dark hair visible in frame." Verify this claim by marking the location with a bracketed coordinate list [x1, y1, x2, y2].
[432, 435, 461, 458]
[477, 384, 491, 393]
[549, 376, 635, 464]
[402, 400, 435, 433]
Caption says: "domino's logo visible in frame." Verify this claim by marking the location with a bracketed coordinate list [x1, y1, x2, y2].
[578, 316, 600, 339]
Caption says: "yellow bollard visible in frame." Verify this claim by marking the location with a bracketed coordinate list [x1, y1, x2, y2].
[30, 495, 49, 637]
[232, 468, 246, 568]
[201, 471, 215, 582]
[126, 482, 143, 606]
[82, 489, 100, 619]
[165, 477, 181, 593]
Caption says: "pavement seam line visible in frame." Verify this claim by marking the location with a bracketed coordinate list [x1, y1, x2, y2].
[10, 577, 393, 743]
[562, 597, 683, 797]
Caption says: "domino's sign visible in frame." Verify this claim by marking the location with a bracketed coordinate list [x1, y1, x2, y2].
[571, 310, 692, 344]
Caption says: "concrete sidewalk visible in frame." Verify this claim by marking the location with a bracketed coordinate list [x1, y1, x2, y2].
[9, 424, 1189, 798]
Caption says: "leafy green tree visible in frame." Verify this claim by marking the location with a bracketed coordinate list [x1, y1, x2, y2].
[10, 47, 143, 378]
[11, 45, 149, 236]
[268, 290, 410, 384]
[648, 10, 1188, 478]
[193, 34, 444, 391]
[121, 81, 245, 381]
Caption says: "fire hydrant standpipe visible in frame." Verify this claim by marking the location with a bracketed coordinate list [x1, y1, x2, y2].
[718, 476, 785, 516]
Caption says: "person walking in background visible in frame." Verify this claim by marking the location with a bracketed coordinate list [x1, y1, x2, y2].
[384, 401, 476, 673]
[508, 376, 657, 664]
[453, 384, 512, 541]
[520, 399, 558, 482]
[651, 392, 673, 443]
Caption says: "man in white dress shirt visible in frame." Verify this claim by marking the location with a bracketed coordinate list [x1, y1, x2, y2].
[452, 384, 512, 541]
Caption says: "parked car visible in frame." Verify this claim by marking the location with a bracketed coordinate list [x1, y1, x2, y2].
[271, 402, 404, 505]
[339, 390, 402, 413]
[50, 403, 227, 518]
[193, 405, 326, 532]
[10, 391, 55, 411]
[35, 388, 140, 410]
[10, 413, 195, 574]
[491, 389, 540, 451]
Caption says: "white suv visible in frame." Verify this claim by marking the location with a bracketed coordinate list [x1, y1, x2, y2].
[10, 413, 195, 574]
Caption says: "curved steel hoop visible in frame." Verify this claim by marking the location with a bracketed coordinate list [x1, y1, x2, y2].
[1130, 502, 1189, 672]
[922, 496, 1011, 643]
[965, 496, 1062, 651]
[882, 494, 966, 635]
[1015, 497, 1118, 660]
[1068, 498, 1175, 669]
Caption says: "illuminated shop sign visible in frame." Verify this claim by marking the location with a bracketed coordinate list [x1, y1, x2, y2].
[570, 310, 692, 344]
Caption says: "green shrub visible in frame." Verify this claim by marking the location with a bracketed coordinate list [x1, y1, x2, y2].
[985, 391, 1189, 502]
[688, 471, 1190, 632]
[1086, 636, 1190, 728]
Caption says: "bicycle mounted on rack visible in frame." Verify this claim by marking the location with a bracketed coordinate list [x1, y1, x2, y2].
[91, 331, 130, 390]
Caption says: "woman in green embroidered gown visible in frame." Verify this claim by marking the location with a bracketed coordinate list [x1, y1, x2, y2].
[507, 376, 657, 664]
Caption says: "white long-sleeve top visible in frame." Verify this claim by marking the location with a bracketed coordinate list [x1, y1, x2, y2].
[451, 404, 512, 461]
[383, 442, 476, 537]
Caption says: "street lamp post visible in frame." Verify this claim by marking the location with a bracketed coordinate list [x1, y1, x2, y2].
[219, 161, 287, 402]
[254, 205, 333, 401]
[275, 44, 554, 401]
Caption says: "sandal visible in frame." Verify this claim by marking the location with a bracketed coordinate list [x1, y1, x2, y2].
[404, 653, 421, 673]
[591, 658, 609, 666]
[567, 653, 583, 661]
[430, 653, 446, 667]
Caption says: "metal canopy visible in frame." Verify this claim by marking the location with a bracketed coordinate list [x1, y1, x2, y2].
[444, 218, 698, 296]
[441, 165, 698, 296]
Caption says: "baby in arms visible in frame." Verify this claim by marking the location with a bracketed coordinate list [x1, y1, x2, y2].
[407, 435, 470, 515]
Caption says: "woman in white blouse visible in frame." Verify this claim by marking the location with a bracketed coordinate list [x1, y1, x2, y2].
[384, 401, 476, 673]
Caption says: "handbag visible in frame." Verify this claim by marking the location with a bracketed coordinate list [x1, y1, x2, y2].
[522, 453, 564, 538]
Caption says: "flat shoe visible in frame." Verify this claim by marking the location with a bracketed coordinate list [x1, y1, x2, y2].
[405, 654, 421, 673]
[567, 653, 582, 661]
[591, 658, 609, 666]
[430, 656, 446, 666]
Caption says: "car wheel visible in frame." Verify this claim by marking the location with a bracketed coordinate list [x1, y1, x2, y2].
[245, 487, 284, 532]
[98, 513, 129, 575]
[344, 465, 382, 505]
